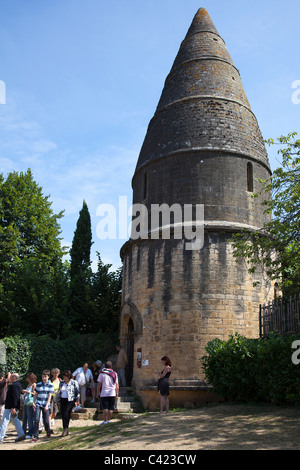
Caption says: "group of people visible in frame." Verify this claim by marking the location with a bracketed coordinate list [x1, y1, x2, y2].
[0, 357, 121, 443]
[0, 368, 62, 443]
[0, 347, 172, 444]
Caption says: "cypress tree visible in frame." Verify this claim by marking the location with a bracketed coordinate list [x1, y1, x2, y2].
[69, 200, 93, 332]
[70, 200, 92, 277]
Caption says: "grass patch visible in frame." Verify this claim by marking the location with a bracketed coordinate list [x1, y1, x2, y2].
[32, 410, 191, 450]
[32, 417, 144, 450]
[10, 404, 300, 451]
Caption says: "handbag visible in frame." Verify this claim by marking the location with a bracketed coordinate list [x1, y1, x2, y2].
[26, 392, 34, 406]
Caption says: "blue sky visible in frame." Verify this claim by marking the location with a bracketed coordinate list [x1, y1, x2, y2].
[0, 0, 299, 271]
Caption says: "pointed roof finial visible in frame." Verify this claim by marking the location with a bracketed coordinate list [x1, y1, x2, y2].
[186, 7, 219, 37]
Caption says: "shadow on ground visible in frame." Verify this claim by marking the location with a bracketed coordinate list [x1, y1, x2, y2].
[32, 403, 300, 451]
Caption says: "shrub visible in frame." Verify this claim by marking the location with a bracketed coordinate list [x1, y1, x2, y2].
[1, 331, 117, 382]
[2, 336, 31, 378]
[202, 333, 300, 404]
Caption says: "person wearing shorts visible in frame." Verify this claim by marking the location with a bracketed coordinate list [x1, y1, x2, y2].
[97, 361, 119, 425]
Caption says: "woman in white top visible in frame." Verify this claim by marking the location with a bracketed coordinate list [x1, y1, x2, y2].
[72, 363, 94, 409]
[57, 370, 80, 437]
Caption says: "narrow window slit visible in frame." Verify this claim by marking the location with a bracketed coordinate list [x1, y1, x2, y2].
[143, 172, 148, 200]
[247, 162, 253, 192]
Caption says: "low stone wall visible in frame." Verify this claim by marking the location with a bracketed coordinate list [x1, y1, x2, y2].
[138, 386, 222, 411]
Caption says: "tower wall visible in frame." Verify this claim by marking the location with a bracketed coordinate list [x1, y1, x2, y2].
[132, 153, 270, 227]
[121, 231, 272, 409]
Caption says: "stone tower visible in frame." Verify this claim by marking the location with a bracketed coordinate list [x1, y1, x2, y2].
[120, 8, 272, 409]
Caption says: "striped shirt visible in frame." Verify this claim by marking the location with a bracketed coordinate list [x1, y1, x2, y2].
[35, 380, 54, 408]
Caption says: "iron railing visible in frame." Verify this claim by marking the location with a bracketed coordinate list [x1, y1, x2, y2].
[259, 294, 300, 338]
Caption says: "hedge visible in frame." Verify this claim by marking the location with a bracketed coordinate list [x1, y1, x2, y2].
[201, 333, 300, 404]
[0, 331, 117, 382]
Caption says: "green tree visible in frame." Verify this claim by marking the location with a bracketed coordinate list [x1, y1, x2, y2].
[68, 200, 93, 332]
[0, 170, 67, 337]
[232, 132, 300, 295]
[0, 169, 64, 272]
[0, 257, 70, 338]
[69, 200, 92, 279]
[90, 252, 122, 336]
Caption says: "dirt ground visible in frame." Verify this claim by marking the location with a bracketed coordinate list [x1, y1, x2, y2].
[1, 403, 300, 451]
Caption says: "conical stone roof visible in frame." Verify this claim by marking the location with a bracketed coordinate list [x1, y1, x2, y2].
[134, 8, 270, 178]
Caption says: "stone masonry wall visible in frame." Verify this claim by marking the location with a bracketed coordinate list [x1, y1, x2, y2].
[133, 153, 271, 229]
[136, 99, 269, 173]
[121, 232, 272, 393]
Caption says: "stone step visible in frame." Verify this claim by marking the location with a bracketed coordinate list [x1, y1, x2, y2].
[71, 408, 96, 420]
[71, 401, 139, 420]
[78, 387, 140, 417]
[85, 397, 136, 408]
[118, 396, 136, 403]
[85, 401, 101, 408]
[118, 387, 134, 397]
[115, 402, 134, 412]
[71, 412, 90, 420]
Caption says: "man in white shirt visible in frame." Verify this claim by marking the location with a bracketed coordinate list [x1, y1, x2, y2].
[72, 363, 94, 409]
[97, 361, 119, 425]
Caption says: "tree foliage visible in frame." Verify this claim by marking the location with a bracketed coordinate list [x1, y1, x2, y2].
[0, 170, 122, 340]
[70, 200, 93, 279]
[232, 132, 300, 295]
[0, 170, 68, 337]
[0, 257, 70, 337]
[0, 169, 64, 269]
[1, 332, 117, 381]
[68, 200, 93, 333]
[91, 252, 122, 337]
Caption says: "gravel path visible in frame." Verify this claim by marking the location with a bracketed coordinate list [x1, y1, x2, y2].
[1, 404, 300, 451]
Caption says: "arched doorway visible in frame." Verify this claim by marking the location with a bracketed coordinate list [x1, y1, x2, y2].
[119, 301, 143, 388]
